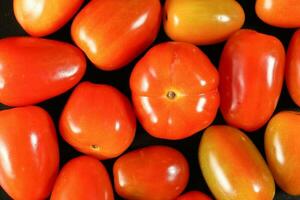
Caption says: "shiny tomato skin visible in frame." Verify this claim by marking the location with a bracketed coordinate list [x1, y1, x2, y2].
[113, 145, 189, 200]
[265, 111, 300, 195]
[71, 0, 161, 71]
[51, 156, 114, 200]
[14, 0, 84, 36]
[130, 42, 219, 140]
[60, 82, 136, 160]
[0, 37, 86, 107]
[199, 125, 275, 200]
[164, 0, 245, 45]
[176, 191, 212, 200]
[256, 0, 300, 28]
[219, 29, 285, 132]
[0, 106, 59, 200]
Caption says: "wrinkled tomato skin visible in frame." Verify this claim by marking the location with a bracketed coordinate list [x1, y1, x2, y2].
[71, 0, 161, 71]
[0, 106, 59, 200]
[51, 156, 114, 200]
[219, 29, 285, 132]
[14, 0, 84, 36]
[265, 111, 300, 195]
[113, 145, 189, 200]
[0, 37, 86, 107]
[164, 0, 245, 45]
[256, 0, 300, 28]
[199, 125, 275, 200]
[60, 82, 136, 160]
[176, 191, 212, 200]
[130, 42, 219, 140]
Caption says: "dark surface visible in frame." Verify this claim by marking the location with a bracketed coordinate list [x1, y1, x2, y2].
[0, 0, 300, 199]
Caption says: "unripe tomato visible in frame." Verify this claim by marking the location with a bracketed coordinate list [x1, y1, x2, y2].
[113, 145, 189, 200]
[164, 0, 245, 45]
[199, 125, 275, 200]
[176, 191, 212, 200]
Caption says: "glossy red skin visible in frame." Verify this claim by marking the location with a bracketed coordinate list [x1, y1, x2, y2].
[219, 29, 285, 132]
[51, 156, 114, 200]
[286, 29, 300, 107]
[14, 0, 84, 36]
[0, 106, 59, 200]
[71, 0, 161, 71]
[176, 191, 212, 200]
[130, 42, 219, 140]
[113, 145, 189, 200]
[0, 37, 86, 107]
[60, 82, 136, 160]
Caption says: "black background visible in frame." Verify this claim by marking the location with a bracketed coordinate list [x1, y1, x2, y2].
[0, 0, 300, 199]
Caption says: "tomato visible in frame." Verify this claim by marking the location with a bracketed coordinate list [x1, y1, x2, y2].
[60, 82, 136, 160]
[176, 191, 212, 200]
[286, 29, 300, 107]
[164, 0, 245, 45]
[113, 145, 189, 200]
[0, 106, 59, 200]
[51, 156, 114, 200]
[0, 37, 86, 107]
[71, 0, 161, 71]
[14, 0, 84, 36]
[130, 42, 219, 140]
[199, 125, 275, 200]
[255, 0, 300, 28]
[219, 29, 285, 132]
[265, 111, 300, 195]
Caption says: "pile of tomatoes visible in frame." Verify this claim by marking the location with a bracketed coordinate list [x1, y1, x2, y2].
[0, 0, 300, 199]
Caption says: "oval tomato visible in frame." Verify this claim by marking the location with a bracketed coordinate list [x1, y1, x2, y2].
[0, 37, 86, 107]
[113, 145, 189, 200]
[199, 125, 275, 200]
[0, 106, 59, 200]
[176, 191, 212, 200]
[130, 42, 219, 140]
[265, 111, 300, 195]
[164, 0, 245, 45]
[60, 82, 136, 160]
[14, 0, 84, 36]
[219, 29, 285, 131]
[51, 156, 114, 200]
[71, 0, 161, 71]
[256, 0, 300, 28]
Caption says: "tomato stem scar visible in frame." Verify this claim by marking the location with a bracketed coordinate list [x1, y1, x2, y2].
[166, 91, 176, 99]
[91, 145, 100, 150]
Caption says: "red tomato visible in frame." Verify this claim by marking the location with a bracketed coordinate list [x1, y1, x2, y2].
[265, 111, 300, 195]
[113, 145, 189, 200]
[256, 0, 300, 28]
[0, 106, 59, 200]
[0, 37, 86, 107]
[71, 0, 161, 71]
[14, 0, 84, 36]
[60, 82, 136, 160]
[51, 156, 114, 200]
[130, 42, 219, 140]
[286, 29, 300, 107]
[199, 125, 275, 200]
[176, 191, 212, 200]
[219, 29, 285, 131]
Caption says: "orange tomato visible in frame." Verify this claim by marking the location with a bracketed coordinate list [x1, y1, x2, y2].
[130, 42, 219, 140]
[265, 111, 300, 195]
[60, 82, 136, 160]
[176, 191, 212, 200]
[51, 156, 114, 200]
[0, 106, 59, 200]
[113, 145, 189, 200]
[219, 29, 285, 131]
[256, 0, 300, 28]
[164, 0, 245, 45]
[14, 0, 84, 36]
[71, 0, 161, 71]
[199, 125, 275, 200]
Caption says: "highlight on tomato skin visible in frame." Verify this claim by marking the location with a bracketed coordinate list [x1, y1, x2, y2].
[199, 125, 275, 200]
[265, 111, 300, 195]
[176, 191, 212, 200]
[113, 145, 189, 200]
